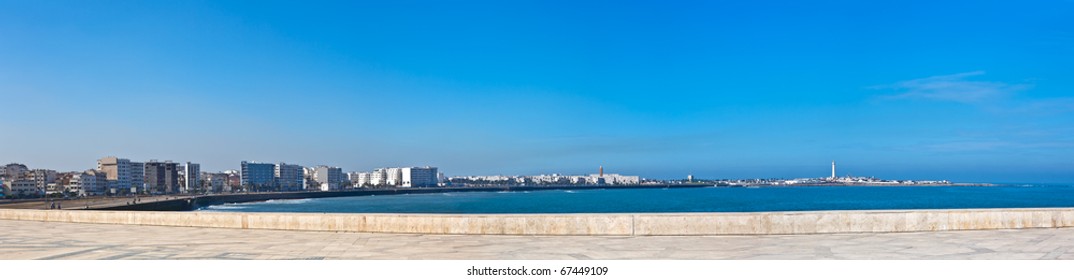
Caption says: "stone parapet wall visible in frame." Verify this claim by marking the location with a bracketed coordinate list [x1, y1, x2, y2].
[2, 208, 1072, 236]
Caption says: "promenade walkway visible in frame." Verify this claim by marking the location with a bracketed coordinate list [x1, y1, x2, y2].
[1, 219, 1072, 260]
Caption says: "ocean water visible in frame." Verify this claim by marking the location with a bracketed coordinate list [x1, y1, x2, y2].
[197, 184, 1074, 214]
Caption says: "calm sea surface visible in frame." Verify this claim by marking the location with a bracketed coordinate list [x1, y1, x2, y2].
[197, 184, 1074, 213]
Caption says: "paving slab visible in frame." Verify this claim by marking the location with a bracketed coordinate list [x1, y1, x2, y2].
[1, 219, 1073, 260]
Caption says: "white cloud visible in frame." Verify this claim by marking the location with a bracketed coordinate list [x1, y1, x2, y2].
[874, 71, 1030, 104]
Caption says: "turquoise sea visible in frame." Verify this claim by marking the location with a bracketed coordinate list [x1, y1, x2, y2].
[198, 184, 1074, 214]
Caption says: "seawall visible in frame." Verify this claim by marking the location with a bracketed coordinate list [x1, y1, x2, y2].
[3, 208, 1073, 236]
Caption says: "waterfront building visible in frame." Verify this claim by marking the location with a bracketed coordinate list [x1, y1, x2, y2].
[401, 167, 438, 187]
[313, 166, 343, 191]
[98, 157, 131, 194]
[240, 161, 275, 192]
[222, 170, 241, 192]
[275, 163, 304, 191]
[5, 179, 38, 197]
[2, 163, 28, 180]
[129, 161, 145, 193]
[369, 168, 387, 186]
[27, 169, 57, 192]
[65, 170, 107, 196]
[199, 172, 228, 193]
[180, 162, 200, 193]
[354, 172, 371, 188]
[385, 168, 402, 186]
[273, 163, 302, 191]
[346, 172, 360, 186]
[144, 161, 179, 194]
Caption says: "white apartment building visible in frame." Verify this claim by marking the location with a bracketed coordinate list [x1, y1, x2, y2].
[400, 167, 438, 187]
[369, 168, 387, 186]
[355, 172, 372, 187]
[384, 168, 402, 186]
[181, 162, 200, 193]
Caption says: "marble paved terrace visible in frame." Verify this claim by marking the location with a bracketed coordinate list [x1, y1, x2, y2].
[2, 219, 1073, 260]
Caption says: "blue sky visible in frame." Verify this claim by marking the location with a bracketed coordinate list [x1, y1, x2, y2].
[2, 1, 1073, 182]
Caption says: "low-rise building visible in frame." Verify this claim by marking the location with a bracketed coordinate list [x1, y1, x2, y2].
[200, 172, 229, 193]
[65, 170, 107, 196]
[5, 179, 39, 197]
[27, 169, 57, 191]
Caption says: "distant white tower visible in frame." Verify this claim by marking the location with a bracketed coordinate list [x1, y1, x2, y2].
[831, 161, 836, 180]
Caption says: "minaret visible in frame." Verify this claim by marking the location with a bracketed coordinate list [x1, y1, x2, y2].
[831, 161, 836, 180]
[599, 166, 604, 177]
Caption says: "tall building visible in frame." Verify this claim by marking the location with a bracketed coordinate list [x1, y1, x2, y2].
[385, 168, 402, 186]
[369, 169, 387, 186]
[145, 161, 179, 193]
[313, 166, 343, 191]
[240, 161, 275, 192]
[129, 161, 145, 193]
[98, 157, 131, 194]
[355, 172, 371, 187]
[181, 162, 200, 193]
[275, 162, 304, 191]
[401, 167, 438, 187]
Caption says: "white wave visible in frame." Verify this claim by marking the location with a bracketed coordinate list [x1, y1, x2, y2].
[202, 204, 249, 211]
[563, 190, 576, 193]
[263, 198, 313, 204]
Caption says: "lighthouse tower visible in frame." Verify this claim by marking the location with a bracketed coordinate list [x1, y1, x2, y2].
[831, 161, 836, 180]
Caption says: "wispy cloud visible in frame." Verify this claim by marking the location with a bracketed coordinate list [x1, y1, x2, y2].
[873, 71, 1031, 104]
[1007, 97, 1074, 114]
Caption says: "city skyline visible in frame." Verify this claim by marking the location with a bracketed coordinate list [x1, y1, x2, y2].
[3, 1, 1074, 183]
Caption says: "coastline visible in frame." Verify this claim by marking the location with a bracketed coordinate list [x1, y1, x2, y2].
[94, 182, 1006, 212]
[741, 182, 998, 187]
[96, 184, 716, 211]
